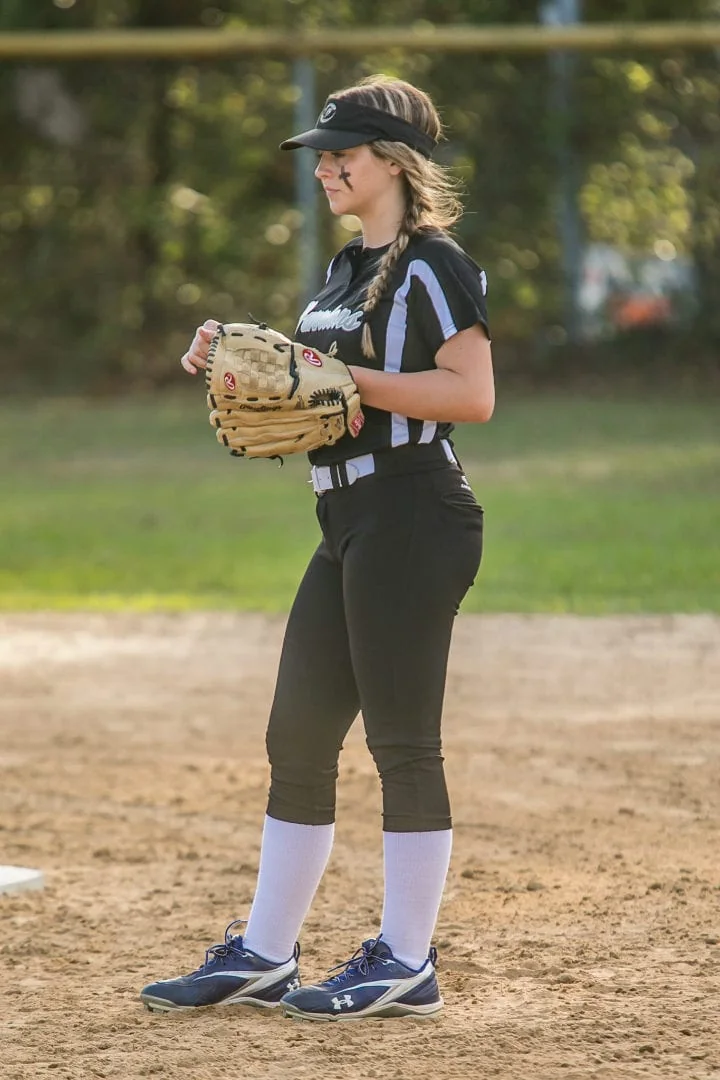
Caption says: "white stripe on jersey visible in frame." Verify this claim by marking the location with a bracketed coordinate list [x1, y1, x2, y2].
[384, 260, 458, 447]
[384, 266, 412, 445]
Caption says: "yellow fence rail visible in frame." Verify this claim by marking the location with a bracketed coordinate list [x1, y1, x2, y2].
[0, 23, 719, 60]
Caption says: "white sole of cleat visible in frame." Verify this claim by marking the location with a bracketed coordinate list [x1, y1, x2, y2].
[141, 995, 282, 1014]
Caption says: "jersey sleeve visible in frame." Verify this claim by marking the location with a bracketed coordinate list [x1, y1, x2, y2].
[408, 241, 490, 356]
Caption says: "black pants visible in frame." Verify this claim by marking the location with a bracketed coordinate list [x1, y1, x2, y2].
[265, 461, 483, 832]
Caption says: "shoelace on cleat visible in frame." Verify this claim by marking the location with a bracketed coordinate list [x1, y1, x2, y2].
[194, 919, 249, 972]
[323, 938, 437, 985]
[190, 921, 301, 974]
[324, 937, 387, 984]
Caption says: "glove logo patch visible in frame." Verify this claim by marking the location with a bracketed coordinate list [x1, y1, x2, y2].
[349, 411, 365, 437]
[224, 372, 236, 391]
[302, 348, 323, 368]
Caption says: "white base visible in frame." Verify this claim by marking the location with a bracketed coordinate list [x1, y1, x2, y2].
[0, 865, 45, 895]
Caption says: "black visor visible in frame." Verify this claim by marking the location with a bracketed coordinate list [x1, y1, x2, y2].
[280, 98, 437, 159]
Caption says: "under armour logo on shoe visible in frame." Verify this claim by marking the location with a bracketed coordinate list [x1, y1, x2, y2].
[331, 994, 354, 1010]
[286, 978, 301, 991]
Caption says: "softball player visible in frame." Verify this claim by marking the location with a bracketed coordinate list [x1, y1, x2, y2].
[141, 74, 494, 1021]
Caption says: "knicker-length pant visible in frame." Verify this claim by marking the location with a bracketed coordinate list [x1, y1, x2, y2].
[265, 462, 484, 832]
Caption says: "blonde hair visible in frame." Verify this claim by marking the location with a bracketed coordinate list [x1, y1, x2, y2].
[330, 75, 463, 359]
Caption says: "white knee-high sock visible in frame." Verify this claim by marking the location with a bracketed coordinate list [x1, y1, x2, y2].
[242, 815, 334, 963]
[379, 829, 453, 970]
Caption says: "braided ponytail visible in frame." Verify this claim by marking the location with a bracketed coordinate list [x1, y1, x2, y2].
[331, 76, 464, 360]
[360, 189, 421, 358]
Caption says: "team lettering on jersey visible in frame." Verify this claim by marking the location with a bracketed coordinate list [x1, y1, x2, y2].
[297, 301, 364, 334]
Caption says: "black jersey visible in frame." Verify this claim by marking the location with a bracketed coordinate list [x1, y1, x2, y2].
[294, 229, 490, 467]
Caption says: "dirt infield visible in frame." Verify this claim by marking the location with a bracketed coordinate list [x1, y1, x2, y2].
[1, 613, 719, 1080]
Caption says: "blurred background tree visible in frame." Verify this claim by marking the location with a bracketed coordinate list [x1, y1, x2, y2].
[0, 0, 718, 390]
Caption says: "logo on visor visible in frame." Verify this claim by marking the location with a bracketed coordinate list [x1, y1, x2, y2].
[319, 102, 337, 124]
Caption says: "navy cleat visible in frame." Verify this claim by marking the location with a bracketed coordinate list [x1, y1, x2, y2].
[139, 920, 301, 1013]
[280, 936, 443, 1022]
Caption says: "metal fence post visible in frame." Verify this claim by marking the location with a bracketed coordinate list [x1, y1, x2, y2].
[292, 57, 320, 308]
[541, 0, 584, 343]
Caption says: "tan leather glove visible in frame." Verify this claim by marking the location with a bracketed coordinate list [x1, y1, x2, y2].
[205, 323, 364, 458]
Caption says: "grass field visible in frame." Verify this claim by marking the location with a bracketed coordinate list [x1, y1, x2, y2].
[1, 392, 718, 613]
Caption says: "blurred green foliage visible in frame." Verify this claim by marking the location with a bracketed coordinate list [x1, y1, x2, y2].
[1, 1, 719, 389]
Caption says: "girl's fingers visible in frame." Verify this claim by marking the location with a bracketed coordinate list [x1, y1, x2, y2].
[181, 351, 207, 374]
[182, 319, 218, 374]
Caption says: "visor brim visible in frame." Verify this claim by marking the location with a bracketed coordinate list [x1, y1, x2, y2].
[279, 128, 376, 152]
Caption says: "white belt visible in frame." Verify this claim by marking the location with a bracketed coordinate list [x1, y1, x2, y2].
[310, 440, 457, 495]
[310, 453, 375, 495]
